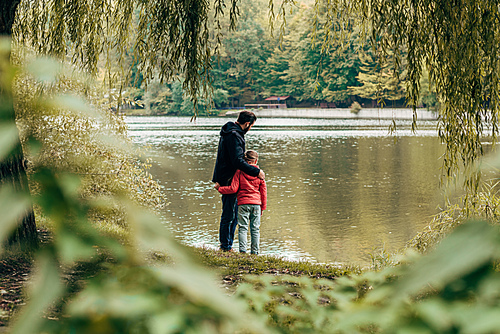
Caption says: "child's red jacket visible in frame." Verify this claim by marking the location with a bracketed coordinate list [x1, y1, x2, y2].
[218, 166, 267, 211]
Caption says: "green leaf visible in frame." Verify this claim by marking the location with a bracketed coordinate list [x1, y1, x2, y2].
[148, 310, 185, 334]
[47, 94, 100, 119]
[153, 265, 254, 327]
[26, 57, 62, 83]
[0, 123, 20, 161]
[0, 185, 31, 250]
[415, 299, 453, 332]
[69, 286, 163, 318]
[57, 228, 97, 263]
[11, 253, 64, 334]
[395, 221, 499, 298]
[128, 204, 195, 264]
[457, 305, 500, 333]
[58, 173, 82, 198]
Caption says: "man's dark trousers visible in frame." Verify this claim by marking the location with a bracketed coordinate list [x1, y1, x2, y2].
[220, 193, 238, 250]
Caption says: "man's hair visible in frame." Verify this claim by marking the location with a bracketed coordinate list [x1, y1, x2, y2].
[237, 111, 257, 124]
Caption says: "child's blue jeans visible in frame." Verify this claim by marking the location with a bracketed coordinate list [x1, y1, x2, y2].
[237, 204, 261, 254]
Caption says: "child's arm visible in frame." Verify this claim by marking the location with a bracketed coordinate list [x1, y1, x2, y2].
[217, 170, 241, 195]
[260, 179, 267, 212]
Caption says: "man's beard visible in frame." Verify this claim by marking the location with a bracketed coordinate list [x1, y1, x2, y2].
[243, 124, 251, 134]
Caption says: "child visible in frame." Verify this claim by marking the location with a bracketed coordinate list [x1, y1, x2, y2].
[214, 150, 267, 254]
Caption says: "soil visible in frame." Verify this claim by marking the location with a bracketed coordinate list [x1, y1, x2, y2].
[0, 229, 52, 327]
[0, 256, 31, 326]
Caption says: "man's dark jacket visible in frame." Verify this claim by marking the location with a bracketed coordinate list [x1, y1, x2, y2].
[212, 122, 260, 186]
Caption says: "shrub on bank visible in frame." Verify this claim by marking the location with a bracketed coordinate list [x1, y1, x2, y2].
[350, 101, 362, 114]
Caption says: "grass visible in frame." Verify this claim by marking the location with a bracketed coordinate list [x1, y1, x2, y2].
[190, 246, 361, 286]
[0, 229, 360, 327]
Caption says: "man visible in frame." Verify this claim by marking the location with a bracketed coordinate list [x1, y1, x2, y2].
[212, 111, 265, 251]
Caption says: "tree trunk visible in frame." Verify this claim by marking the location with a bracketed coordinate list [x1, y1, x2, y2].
[0, 0, 20, 35]
[1, 0, 39, 250]
[0, 148, 38, 250]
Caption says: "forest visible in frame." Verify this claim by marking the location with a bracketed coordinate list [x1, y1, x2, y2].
[122, 0, 437, 115]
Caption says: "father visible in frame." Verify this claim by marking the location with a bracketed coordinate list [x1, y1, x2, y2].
[212, 111, 265, 251]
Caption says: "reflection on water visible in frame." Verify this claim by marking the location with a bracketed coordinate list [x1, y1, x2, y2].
[126, 116, 443, 265]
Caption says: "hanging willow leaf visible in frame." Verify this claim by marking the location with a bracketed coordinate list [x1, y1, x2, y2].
[312, 0, 500, 195]
[13, 0, 241, 109]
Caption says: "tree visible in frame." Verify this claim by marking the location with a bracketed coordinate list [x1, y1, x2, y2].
[1, 0, 37, 249]
[260, 4, 366, 105]
[290, 6, 365, 104]
[209, 0, 273, 105]
[418, 69, 438, 109]
[349, 50, 406, 103]
[2, 0, 240, 246]
[260, 8, 304, 100]
[143, 80, 172, 115]
[168, 81, 184, 115]
[323, 0, 500, 193]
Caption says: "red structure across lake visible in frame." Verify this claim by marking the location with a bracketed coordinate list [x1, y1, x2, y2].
[245, 96, 291, 109]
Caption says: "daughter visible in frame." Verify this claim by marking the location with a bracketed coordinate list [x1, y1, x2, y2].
[214, 150, 267, 254]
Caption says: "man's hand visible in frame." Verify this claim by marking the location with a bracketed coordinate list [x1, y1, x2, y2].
[258, 170, 265, 180]
[214, 182, 220, 190]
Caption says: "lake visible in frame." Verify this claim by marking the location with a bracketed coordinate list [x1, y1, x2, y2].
[126, 116, 444, 265]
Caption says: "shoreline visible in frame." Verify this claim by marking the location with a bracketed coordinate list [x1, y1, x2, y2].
[224, 107, 438, 120]
[123, 107, 438, 120]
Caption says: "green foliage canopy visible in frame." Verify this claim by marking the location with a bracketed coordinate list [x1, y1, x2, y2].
[13, 0, 241, 100]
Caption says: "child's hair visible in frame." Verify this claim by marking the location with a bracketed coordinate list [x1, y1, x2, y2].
[244, 150, 258, 162]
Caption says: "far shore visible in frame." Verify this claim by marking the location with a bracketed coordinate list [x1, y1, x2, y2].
[223, 107, 438, 120]
[123, 107, 438, 120]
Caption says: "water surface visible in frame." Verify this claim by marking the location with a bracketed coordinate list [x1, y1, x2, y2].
[127, 116, 443, 265]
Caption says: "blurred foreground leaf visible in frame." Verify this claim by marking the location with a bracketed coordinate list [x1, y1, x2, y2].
[10, 253, 63, 334]
[0, 185, 31, 252]
[47, 94, 101, 119]
[0, 123, 20, 160]
[396, 221, 500, 297]
[26, 57, 62, 83]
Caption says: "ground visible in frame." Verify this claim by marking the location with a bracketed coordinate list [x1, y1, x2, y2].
[0, 256, 31, 326]
[0, 231, 357, 328]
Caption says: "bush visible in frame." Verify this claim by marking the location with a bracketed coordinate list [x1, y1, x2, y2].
[350, 101, 362, 114]
[13, 58, 166, 239]
[407, 182, 500, 254]
[236, 221, 500, 333]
